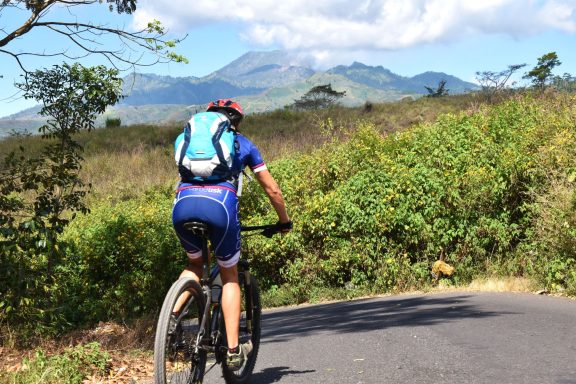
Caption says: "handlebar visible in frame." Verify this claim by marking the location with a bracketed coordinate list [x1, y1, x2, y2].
[241, 221, 293, 238]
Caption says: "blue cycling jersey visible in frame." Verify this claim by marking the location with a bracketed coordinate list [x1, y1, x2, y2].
[172, 133, 266, 267]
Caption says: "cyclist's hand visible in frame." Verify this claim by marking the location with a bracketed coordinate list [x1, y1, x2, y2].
[276, 220, 293, 235]
[261, 221, 293, 238]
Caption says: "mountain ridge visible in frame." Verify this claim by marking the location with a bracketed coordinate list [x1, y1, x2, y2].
[0, 50, 479, 138]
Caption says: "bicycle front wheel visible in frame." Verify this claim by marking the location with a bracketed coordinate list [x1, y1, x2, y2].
[221, 273, 262, 384]
[154, 277, 207, 384]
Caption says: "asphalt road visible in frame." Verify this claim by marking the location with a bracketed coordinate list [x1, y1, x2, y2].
[198, 292, 576, 384]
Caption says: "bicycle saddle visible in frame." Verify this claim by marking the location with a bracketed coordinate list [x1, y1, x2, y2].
[182, 221, 209, 236]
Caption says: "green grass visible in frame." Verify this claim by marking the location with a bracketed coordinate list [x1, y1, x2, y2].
[0, 343, 109, 384]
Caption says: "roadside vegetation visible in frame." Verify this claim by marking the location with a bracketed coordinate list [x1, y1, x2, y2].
[2, 54, 576, 381]
[5, 90, 576, 327]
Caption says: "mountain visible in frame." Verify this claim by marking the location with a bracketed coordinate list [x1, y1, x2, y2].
[120, 51, 315, 106]
[409, 71, 476, 93]
[120, 74, 266, 106]
[235, 71, 411, 113]
[328, 62, 476, 93]
[211, 50, 315, 88]
[328, 62, 409, 90]
[0, 50, 479, 138]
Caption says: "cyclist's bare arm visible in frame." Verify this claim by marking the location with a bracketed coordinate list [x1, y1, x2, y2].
[253, 169, 291, 225]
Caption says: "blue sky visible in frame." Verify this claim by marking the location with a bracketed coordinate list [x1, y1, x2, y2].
[1, 0, 576, 117]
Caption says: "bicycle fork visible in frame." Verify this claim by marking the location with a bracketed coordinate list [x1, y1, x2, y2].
[240, 263, 254, 334]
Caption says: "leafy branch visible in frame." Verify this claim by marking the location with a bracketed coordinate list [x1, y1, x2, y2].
[0, 0, 188, 73]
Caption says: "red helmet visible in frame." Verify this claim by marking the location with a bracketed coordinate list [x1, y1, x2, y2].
[206, 99, 244, 125]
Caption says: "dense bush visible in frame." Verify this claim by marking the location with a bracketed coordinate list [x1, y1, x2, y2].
[57, 93, 576, 322]
[105, 117, 122, 128]
[240, 93, 576, 298]
[60, 186, 182, 322]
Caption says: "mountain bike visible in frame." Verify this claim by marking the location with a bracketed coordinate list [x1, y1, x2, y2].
[154, 221, 282, 384]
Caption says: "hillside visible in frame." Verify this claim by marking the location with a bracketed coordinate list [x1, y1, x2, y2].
[0, 50, 479, 138]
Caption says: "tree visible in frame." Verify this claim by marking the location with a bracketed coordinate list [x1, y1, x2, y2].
[0, 0, 187, 74]
[424, 79, 449, 97]
[0, 1, 184, 335]
[523, 52, 561, 89]
[292, 83, 346, 110]
[1, 63, 123, 332]
[475, 64, 526, 96]
[552, 73, 576, 93]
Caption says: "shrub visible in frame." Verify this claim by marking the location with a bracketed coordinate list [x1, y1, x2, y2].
[7, 92, 576, 334]
[105, 117, 122, 128]
[241, 93, 576, 296]
[60, 185, 182, 322]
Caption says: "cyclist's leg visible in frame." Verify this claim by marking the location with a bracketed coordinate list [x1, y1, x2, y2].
[174, 186, 243, 350]
[180, 253, 203, 281]
[172, 188, 222, 313]
[174, 256, 203, 313]
[220, 264, 241, 349]
[210, 191, 242, 351]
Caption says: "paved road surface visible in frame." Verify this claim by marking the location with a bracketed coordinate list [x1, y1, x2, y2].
[196, 292, 576, 384]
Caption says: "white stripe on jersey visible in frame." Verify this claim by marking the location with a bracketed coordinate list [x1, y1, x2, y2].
[252, 164, 268, 173]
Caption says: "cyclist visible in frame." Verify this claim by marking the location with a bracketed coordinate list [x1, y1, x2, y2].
[171, 99, 292, 370]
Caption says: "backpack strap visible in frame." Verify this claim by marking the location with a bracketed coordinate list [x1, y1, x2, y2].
[177, 122, 197, 182]
[178, 121, 192, 168]
[211, 120, 231, 176]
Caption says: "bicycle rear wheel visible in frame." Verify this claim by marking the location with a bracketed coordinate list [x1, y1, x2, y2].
[154, 277, 207, 384]
[221, 273, 262, 384]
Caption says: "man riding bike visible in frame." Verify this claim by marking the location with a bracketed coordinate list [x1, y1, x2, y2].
[171, 99, 292, 370]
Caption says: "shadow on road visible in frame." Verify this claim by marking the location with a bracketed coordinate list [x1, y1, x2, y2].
[249, 366, 316, 384]
[262, 294, 515, 343]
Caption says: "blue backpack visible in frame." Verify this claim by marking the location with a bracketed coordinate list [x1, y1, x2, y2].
[174, 112, 238, 182]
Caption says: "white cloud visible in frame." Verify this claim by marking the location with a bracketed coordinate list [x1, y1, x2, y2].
[133, 0, 576, 51]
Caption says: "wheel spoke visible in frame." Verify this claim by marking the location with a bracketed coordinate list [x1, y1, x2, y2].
[154, 278, 207, 384]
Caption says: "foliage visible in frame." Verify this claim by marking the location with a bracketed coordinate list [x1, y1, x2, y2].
[523, 135, 576, 293]
[0, 342, 109, 384]
[424, 79, 449, 97]
[240, 93, 576, 297]
[475, 64, 527, 97]
[0, 63, 122, 338]
[105, 117, 122, 128]
[0, 1, 186, 74]
[5, 91, 576, 339]
[551, 73, 576, 93]
[291, 83, 346, 110]
[59, 186, 182, 322]
[523, 52, 562, 89]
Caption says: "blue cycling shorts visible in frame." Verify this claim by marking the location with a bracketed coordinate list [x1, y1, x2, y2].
[172, 185, 240, 268]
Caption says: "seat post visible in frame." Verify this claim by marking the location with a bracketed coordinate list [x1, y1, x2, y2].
[201, 235, 210, 283]
[182, 221, 211, 283]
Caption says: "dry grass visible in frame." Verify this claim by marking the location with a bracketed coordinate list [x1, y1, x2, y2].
[434, 277, 540, 293]
[81, 145, 177, 204]
[2, 94, 502, 208]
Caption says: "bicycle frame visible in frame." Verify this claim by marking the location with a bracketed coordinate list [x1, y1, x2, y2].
[155, 221, 277, 384]
[183, 222, 261, 361]
[182, 221, 224, 360]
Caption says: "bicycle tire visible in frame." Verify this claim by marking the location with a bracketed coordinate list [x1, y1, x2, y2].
[221, 274, 262, 384]
[154, 277, 207, 384]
